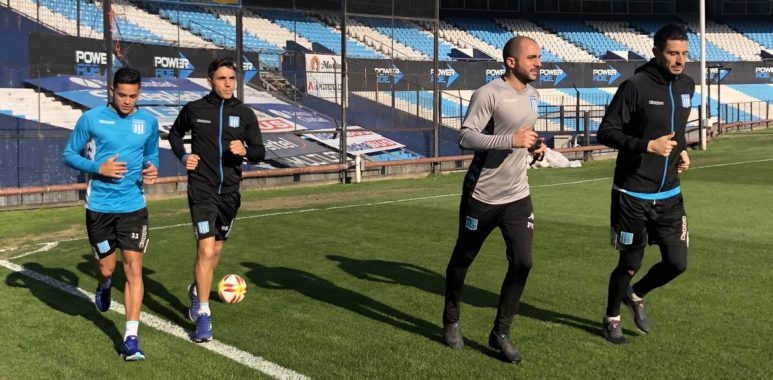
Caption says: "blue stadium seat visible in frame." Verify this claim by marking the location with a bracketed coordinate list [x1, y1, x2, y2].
[357, 17, 454, 60]
[539, 19, 631, 59]
[445, 17, 561, 62]
[629, 20, 739, 61]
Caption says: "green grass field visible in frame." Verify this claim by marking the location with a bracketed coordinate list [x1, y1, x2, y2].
[1, 132, 772, 379]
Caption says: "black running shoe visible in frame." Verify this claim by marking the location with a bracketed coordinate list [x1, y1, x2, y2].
[602, 317, 627, 344]
[488, 330, 522, 363]
[623, 286, 652, 334]
[444, 322, 464, 349]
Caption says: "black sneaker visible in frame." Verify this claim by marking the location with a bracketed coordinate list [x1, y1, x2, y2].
[602, 317, 627, 344]
[623, 286, 652, 334]
[488, 330, 522, 363]
[444, 322, 464, 349]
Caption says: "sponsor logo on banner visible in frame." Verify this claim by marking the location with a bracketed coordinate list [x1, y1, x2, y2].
[153, 52, 194, 79]
[374, 64, 403, 84]
[306, 127, 406, 155]
[485, 66, 506, 83]
[539, 65, 567, 86]
[592, 65, 621, 85]
[755, 67, 773, 82]
[430, 63, 459, 87]
[707, 66, 730, 82]
[258, 117, 307, 133]
[75, 50, 108, 76]
[305, 54, 343, 100]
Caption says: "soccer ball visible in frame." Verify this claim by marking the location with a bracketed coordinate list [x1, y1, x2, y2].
[217, 274, 247, 303]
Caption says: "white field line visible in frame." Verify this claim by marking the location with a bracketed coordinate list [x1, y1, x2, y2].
[6, 157, 772, 259]
[0, 259, 310, 380]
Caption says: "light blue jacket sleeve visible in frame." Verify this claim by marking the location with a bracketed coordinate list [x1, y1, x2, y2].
[144, 118, 160, 169]
[63, 114, 100, 174]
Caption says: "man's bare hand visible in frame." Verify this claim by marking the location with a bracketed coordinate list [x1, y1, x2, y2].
[512, 125, 538, 149]
[647, 132, 677, 157]
[99, 154, 127, 178]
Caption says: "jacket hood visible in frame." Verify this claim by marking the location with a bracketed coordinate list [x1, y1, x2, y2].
[635, 59, 680, 85]
[204, 91, 242, 106]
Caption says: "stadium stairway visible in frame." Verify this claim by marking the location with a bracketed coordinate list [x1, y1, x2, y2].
[317, 14, 427, 60]
[0, 88, 83, 129]
[495, 18, 599, 62]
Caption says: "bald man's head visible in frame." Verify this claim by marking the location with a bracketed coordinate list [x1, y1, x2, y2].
[502, 36, 537, 62]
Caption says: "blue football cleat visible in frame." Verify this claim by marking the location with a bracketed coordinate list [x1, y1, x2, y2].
[187, 283, 199, 322]
[95, 278, 112, 313]
[193, 314, 212, 343]
[120, 335, 146, 361]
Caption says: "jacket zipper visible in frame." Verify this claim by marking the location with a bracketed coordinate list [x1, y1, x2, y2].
[218, 100, 224, 194]
[657, 80, 676, 195]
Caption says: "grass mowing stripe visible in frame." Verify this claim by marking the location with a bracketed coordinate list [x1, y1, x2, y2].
[6, 157, 771, 260]
[0, 259, 310, 380]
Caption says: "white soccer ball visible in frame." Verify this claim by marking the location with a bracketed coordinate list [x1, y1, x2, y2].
[217, 274, 247, 303]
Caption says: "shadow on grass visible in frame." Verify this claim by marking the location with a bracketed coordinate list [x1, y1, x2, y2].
[240, 261, 501, 360]
[5, 262, 123, 353]
[76, 254, 190, 327]
[326, 255, 625, 338]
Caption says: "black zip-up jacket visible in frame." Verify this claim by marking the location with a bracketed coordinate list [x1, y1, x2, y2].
[598, 59, 695, 194]
[169, 91, 265, 194]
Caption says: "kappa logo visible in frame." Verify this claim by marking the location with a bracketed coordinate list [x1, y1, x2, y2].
[132, 119, 145, 135]
[527, 212, 535, 229]
[229, 116, 240, 128]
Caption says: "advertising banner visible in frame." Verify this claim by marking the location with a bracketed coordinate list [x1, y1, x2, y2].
[305, 126, 405, 155]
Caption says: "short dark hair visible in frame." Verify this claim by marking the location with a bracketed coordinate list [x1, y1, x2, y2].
[208, 57, 237, 79]
[502, 36, 536, 62]
[113, 67, 141, 88]
[654, 24, 688, 51]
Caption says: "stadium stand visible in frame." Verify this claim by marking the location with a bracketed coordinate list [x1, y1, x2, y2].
[727, 21, 773, 50]
[683, 18, 764, 62]
[113, 0, 217, 48]
[356, 17, 454, 60]
[587, 20, 653, 59]
[539, 19, 633, 59]
[235, 9, 315, 52]
[495, 18, 599, 62]
[254, 9, 384, 59]
[629, 20, 738, 61]
[6, 0, 103, 38]
[317, 15, 426, 60]
[444, 17, 562, 62]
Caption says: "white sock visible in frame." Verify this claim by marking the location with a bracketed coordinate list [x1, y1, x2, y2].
[605, 315, 621, 322]
[630, 290, 643, 302]
[125, 320, 139, 339]
[198, 302, 211, 316]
